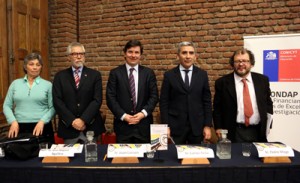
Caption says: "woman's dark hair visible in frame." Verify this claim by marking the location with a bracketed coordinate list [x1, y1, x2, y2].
[23, 53, 43, 74]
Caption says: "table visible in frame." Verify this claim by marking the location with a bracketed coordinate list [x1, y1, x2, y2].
[0, 143, 299, 183]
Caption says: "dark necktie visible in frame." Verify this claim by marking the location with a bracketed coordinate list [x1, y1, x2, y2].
[184, 70, 190, 87]
[129, 68, 136, 113]
[74, 68, 80, 88]
[242, 79, 253, 126]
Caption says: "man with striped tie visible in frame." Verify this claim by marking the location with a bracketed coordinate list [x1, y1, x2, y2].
[53, 42, 105, 144]
[106, 40, 158, 143]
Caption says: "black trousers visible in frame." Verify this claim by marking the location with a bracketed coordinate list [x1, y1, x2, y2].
[172, 124, 203, 145]
[235, 124, 260, 143]
[18, 122, 54, 143]
[116, 128, 149, 144]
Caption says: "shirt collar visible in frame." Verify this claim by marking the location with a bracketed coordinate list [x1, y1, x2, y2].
[72, 66, 83, 73]
[234, 72, 253, 83]
[126, 64, 139, 72]
[24, 75, 41, 84]
[179, 64, 193, 71]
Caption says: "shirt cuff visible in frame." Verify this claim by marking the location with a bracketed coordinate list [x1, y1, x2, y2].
[121, 113, 126, 121]
[141, 109, 148, 117]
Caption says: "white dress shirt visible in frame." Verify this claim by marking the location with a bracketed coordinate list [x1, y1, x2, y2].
[126, 64, 139, 101]
[120, 64, 147, 120]
[179, 64, 193, 85]
[234, 73, 261, 125]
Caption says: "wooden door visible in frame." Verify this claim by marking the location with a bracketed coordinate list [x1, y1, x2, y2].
[0, 0, 49, 127]
[8, 0, 49, 80]
[0, 0, 9, 127]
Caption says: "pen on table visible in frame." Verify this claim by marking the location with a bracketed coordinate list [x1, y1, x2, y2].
[103, 154, 107, 161]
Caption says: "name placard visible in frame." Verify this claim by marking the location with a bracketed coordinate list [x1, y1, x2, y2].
[39, 149, 74, 157]
[176, 145, 215, 159]
[253, 143, 294, 157]
[107, 144, 146, 158]
[38, 144, 83, 157]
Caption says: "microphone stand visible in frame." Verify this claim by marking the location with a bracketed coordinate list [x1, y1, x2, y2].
[154, 150, 164, 163]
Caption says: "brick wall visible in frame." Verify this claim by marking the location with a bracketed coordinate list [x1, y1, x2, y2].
[49, 0, 300, 131]
[49, 0, 78, 76]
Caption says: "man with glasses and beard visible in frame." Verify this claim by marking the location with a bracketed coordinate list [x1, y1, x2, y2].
[53, 42, 105, 144]
[213, 48, 273, 143]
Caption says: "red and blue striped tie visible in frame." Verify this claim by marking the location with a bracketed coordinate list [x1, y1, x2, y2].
[74, 68, 80, 88]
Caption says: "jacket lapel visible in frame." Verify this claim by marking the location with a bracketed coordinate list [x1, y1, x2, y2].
[77, 66, 88, 89]
[227, 73, 237, 103]
[174, 65, 189, 92]
[67, 67, 77, 89]
[120, 65, 131, 95]
[251, 73, 260, 101]
[137, 65, 144, 107]
[189, 67, 198, 91]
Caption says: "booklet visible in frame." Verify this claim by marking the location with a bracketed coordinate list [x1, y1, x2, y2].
[150, 124, 168, 150]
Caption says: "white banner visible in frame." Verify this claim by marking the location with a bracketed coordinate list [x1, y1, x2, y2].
[244, 34, 300, 152]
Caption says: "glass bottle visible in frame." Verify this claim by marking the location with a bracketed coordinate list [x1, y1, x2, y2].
[0, 146, 5, 158]
[85, 131, 98, 162]
[216, 129, 231, 159]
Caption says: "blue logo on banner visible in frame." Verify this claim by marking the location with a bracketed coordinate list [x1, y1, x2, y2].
[263, 50, 279, 82]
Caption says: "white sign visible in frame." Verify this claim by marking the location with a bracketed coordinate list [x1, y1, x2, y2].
[107, 144, 146, 158]
[38, 144, 83, 157]
[253, 142, 294, 157]
[150, 124, 168, 150]
[176, 145, 215, 159]
[50, 144, 83, 153]
[39, 149, 74, 157]
[244, 34, 300, 152]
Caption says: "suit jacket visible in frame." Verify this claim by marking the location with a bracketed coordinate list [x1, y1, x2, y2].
[106, 64, 158, 138]
[52, 66, 105, 139]
[160, 65, 212, 136]
[213, 72, 273, 142]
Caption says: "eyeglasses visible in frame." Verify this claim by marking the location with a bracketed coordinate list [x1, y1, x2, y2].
[70, 52, 85, 57]
[234, 59, 250, 64]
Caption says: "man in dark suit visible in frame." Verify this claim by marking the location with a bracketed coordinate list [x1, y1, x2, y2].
[213, 48, 273, 142]
[160, 41, 212, 144]
[106, 40, 158, 143]
[53, 42, 105, 144]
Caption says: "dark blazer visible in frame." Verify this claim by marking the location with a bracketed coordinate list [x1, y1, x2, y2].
[52, 66, 105, 139]
[106, 64, 158, 138]
[213, 72, 273, 142]
[160, 65, 212, 136]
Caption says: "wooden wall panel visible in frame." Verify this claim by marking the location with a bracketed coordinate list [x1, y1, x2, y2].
[0, 0, 48, 127]
[11, 0, 49, 80]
